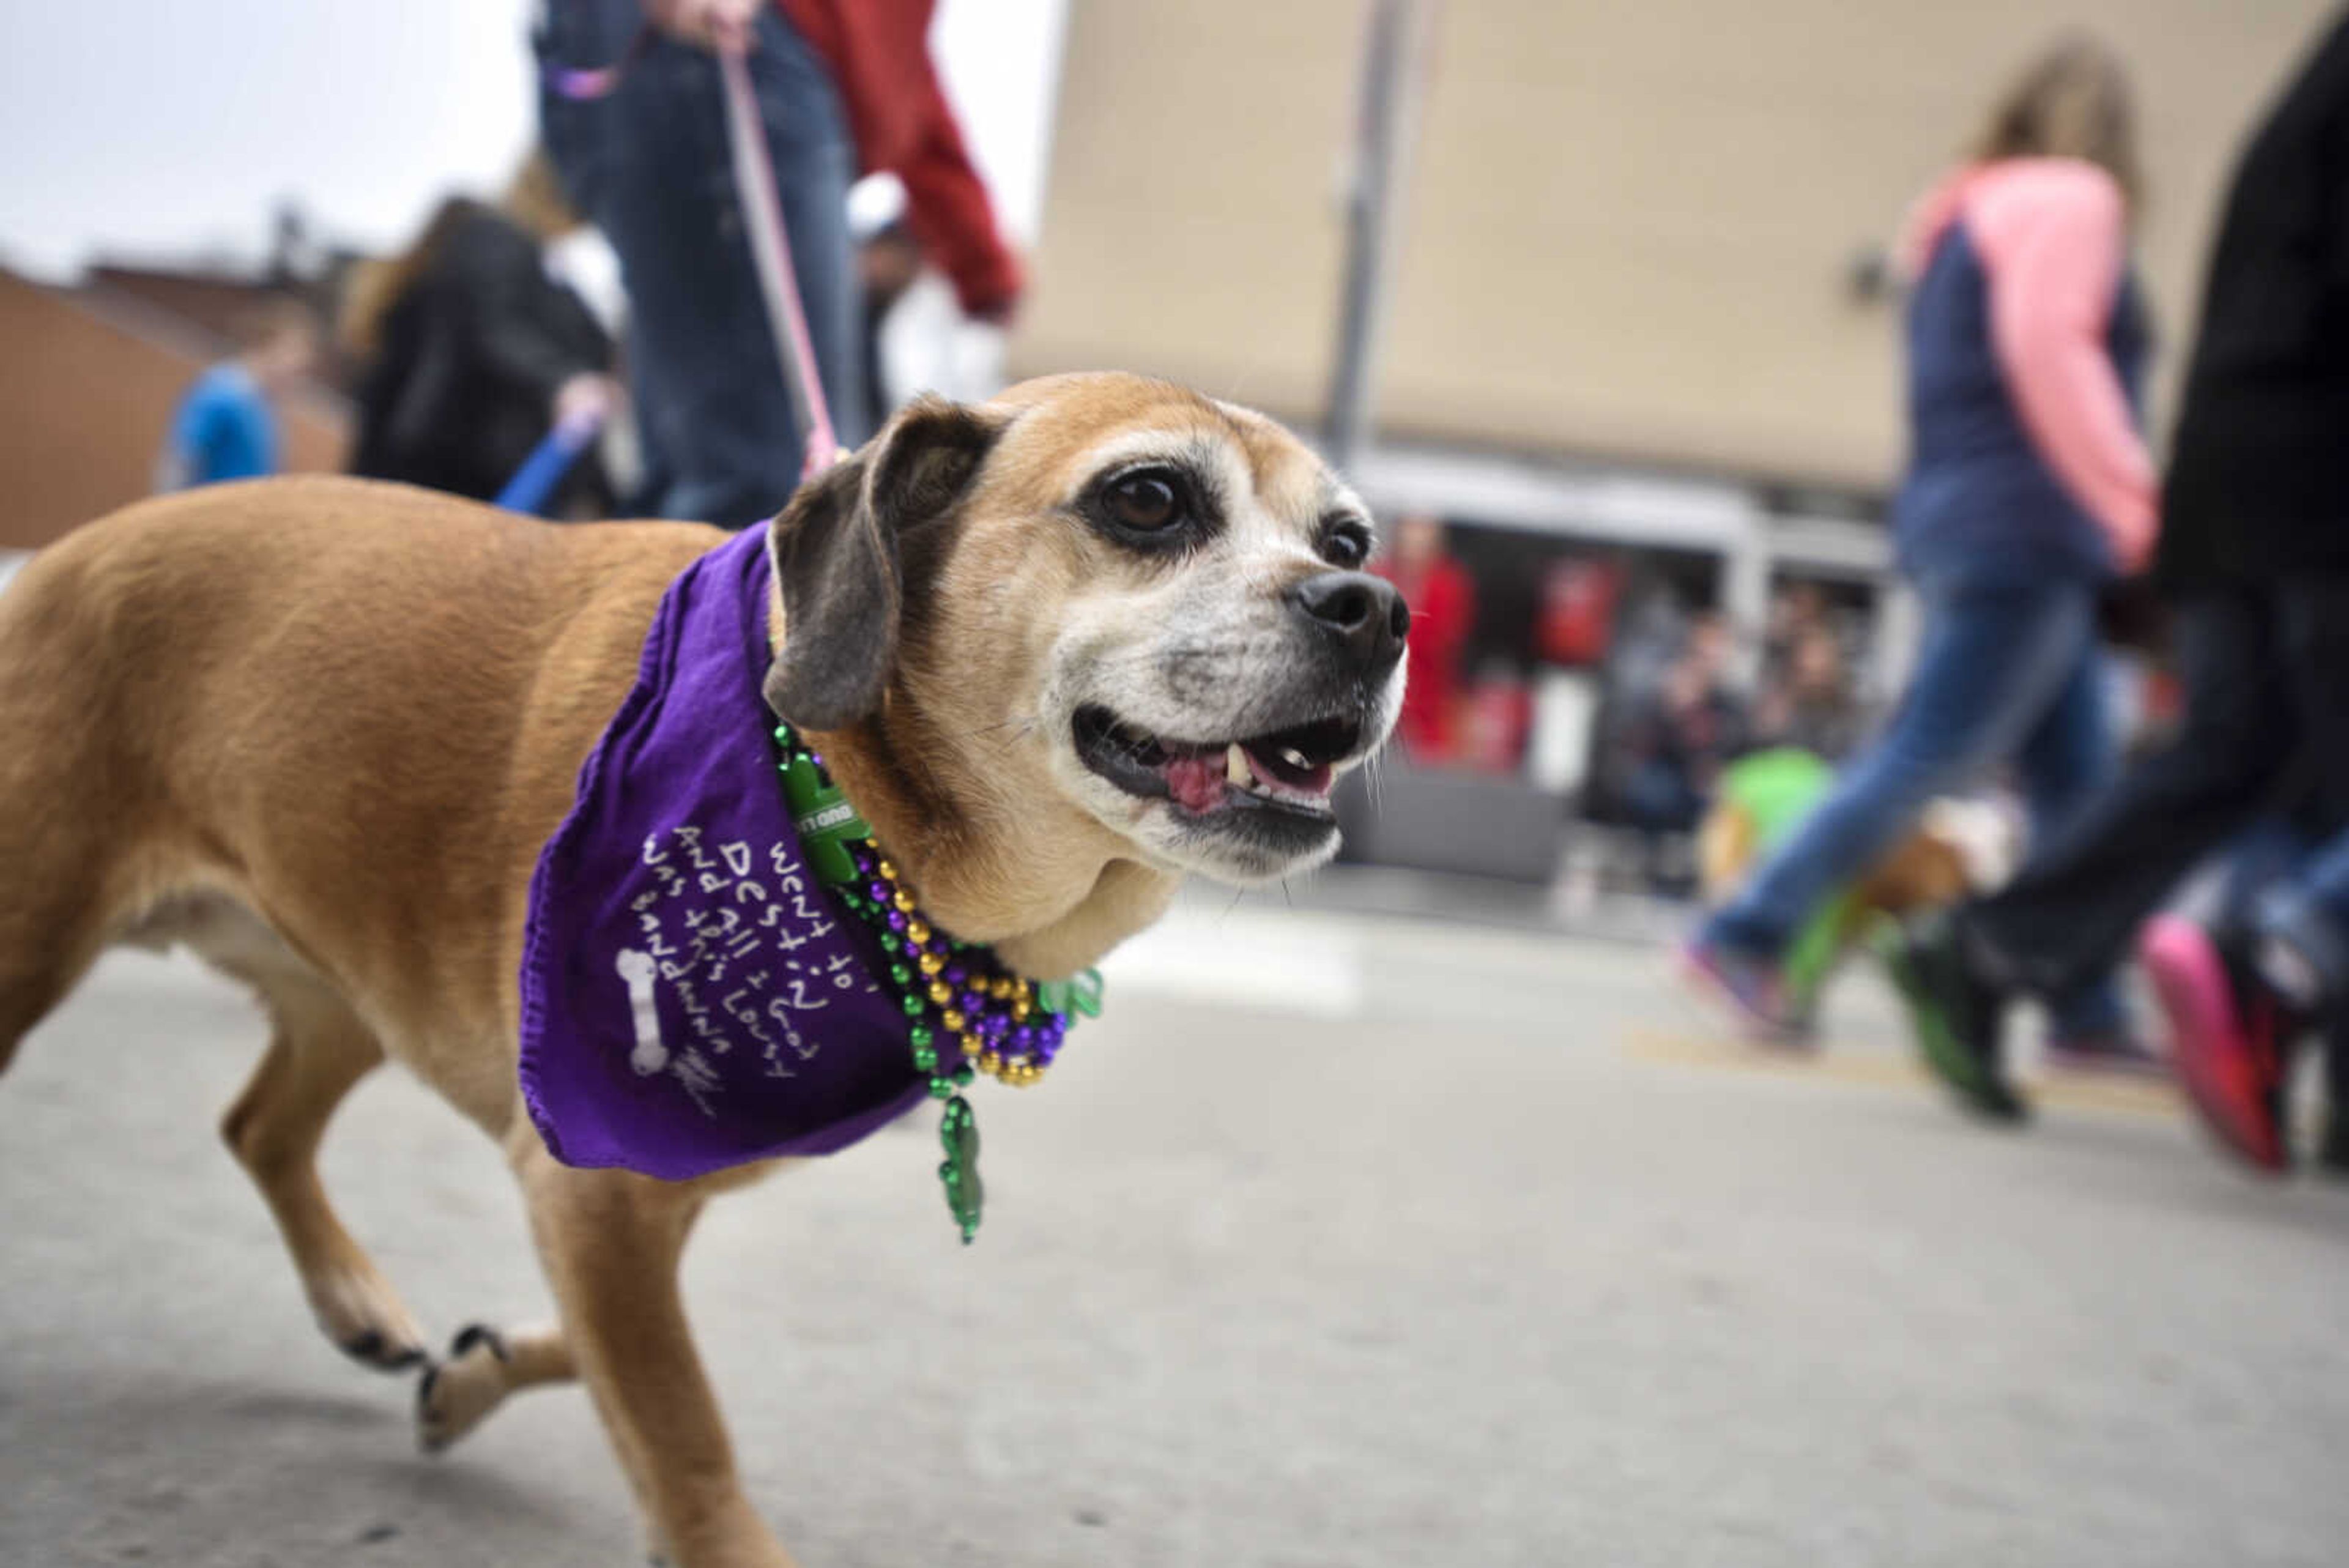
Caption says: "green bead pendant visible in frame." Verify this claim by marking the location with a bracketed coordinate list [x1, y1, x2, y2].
[937, 1094, 983, 1243]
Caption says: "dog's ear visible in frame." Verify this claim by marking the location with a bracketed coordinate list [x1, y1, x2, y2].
[762, 396, 1003, 729]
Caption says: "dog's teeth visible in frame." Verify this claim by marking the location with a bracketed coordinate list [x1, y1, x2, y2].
[1226, 743, 1252, 787]
[1278, 746, 1310, 771]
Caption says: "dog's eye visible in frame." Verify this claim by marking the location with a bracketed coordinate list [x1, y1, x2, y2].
[1321, 521, 1372, 568]
[1105, 472, 1183, 532]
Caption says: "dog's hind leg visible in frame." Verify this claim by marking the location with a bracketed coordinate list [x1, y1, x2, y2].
[0, 557, 124, 1073]
[0, 819, 125, 1078]
[0, 921, 102, 1079]
[0, 744, 118, 1076]
[415, 1319, 577, 1453]
[220, 969, 429, 1372]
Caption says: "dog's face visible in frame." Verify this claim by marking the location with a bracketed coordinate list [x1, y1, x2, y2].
[765, 374, 1406, 886]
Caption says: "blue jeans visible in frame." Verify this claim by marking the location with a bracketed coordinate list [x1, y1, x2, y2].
[2251, 829, 2349, 1006]
[1704, 567, 2124, 1035]
[540, 0, 865, 527]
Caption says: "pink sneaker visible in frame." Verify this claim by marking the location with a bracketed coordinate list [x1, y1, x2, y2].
[2139, 916, 2285, 1173]
[1673, 938, 1805, 1046]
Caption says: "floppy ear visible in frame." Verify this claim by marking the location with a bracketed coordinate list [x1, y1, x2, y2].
[762, 396, 1003, 730]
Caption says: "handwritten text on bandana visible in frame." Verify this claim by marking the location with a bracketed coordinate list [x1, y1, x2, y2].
[519, 524, 927, 1180]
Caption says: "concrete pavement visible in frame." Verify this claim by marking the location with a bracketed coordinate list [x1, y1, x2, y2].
[5, 900, 2347, 1567]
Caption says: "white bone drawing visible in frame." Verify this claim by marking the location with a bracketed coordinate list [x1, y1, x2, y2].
[616, 948, 669, 1075]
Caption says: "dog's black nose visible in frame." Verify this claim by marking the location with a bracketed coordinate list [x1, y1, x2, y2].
[1289, 571, 1409, 671]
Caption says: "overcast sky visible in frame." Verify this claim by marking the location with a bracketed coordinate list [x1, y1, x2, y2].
[0, 0, 1066, 280]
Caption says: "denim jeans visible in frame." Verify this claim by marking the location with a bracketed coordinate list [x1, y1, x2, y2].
[1969, 579, 2349, 1005]
[1704, 565, 2122, 1035]
[2246, 827, 2349, 1009]
[540, 0, 865, 527]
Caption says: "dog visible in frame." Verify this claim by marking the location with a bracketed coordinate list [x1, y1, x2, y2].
[0, 373, 1406, 1567]
[1696, 749, 2017, 1026]
[1696, 794, 1995, 932]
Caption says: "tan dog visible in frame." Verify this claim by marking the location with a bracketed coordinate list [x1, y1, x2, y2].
[0, 374, 1405, 1567]
[1696, 802, 1983, 932]
[1697, 788, 2014, 1018]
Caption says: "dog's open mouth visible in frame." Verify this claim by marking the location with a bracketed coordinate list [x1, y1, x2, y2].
[1072, 704, 1360, 820]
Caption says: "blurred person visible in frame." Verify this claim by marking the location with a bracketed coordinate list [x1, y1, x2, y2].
[856, 216, 924, 434]
[343, 154, 619, 512]
[2142, 810, 2349, 1173]
[1619, 613, 1748, 893]
[872, 227, 1016, 412]
[1758, 579, 1830, 686]
[156, 300, 317, 490]
[1372, 513, 1474, 760]
[1751, 622, 1863, 761]
[1891, 13, 2349, 1137]
[538, 0, 1022, 526]
[1455, 658, 1535, 775]
[1535, 552, 1621, 668]
[1680, 35, 2154, 1059]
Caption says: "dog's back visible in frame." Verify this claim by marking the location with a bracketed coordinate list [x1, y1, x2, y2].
[0, 478, 718, 1086]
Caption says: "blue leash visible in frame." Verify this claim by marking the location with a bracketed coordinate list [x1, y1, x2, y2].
[494, 411, 603, 516]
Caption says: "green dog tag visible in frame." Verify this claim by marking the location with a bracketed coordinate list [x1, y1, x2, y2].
[774, 748, 871, 886]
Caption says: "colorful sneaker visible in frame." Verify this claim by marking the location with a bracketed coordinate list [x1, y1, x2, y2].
[1673, 937, 1802, 1044]
[2139, 916, 2286, 1173]
[1880, 913, 2026, 1121]
[2042, 1030, 2170, 1079]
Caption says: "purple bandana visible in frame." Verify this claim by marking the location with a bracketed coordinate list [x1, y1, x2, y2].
[519, 524, 927, 1180]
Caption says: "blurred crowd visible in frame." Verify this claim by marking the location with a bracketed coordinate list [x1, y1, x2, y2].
[160, 0, 1017, 530]
[1362, 507, 1874, 896]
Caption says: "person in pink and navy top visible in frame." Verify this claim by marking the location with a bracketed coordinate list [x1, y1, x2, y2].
[1681, 36, 2155, 1060]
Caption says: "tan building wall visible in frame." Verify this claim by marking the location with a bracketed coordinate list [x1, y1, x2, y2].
[0, 272, 347, 551]
[1014, 1, 2336, 491]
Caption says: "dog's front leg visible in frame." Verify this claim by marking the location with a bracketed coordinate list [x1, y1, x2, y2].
[513, 1147, 797, 1568]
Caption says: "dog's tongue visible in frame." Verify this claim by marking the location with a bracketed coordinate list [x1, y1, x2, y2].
[1164, 753, 1226, 813]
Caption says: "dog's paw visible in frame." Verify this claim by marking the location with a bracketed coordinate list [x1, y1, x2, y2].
[338, 1328, 428, 1372]
[307, 1259, 429, 1373]
[415, 1324, 511, 1454]
[420, 1326, 516, 1457]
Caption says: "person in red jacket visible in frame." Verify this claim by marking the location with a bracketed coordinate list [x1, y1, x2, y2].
[1375, 514, 1476, 762]
[540, 0, 1021, 524]
[776, 0, 1023, 322]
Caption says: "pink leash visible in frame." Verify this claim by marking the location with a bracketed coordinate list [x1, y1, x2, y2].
[713, 43, 845, 480]
[550, 29, 845, 481]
